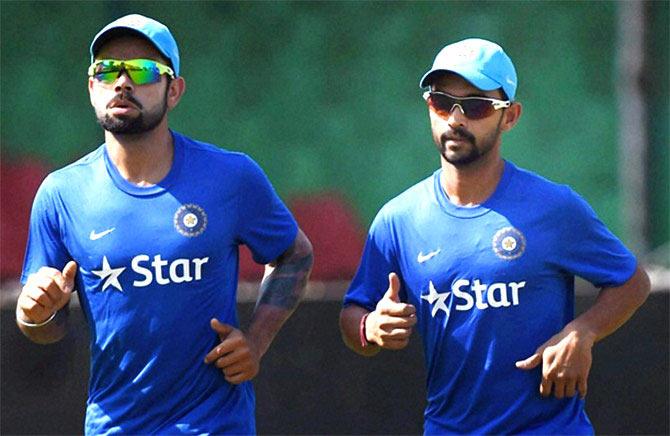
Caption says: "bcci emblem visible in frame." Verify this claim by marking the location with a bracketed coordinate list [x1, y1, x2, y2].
[492, 227, 526, 260]
[174, 203, 207, 237]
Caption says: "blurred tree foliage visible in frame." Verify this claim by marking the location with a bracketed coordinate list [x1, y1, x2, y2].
[1, 1, 649, 240]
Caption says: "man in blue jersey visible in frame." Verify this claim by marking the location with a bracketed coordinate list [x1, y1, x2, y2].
[16, 14, 313, 434]
[339, 38, 651, 434]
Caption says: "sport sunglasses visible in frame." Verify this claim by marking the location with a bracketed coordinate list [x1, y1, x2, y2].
[423, 91, 511, 120]
[88, 59, 175, 85]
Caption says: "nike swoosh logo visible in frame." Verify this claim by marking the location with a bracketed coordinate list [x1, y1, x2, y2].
[89, 228, 115, 241]
[417, 249, 441, 263]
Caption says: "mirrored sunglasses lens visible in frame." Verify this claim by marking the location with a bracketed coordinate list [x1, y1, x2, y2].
[92, 60, 123, 83]
[127, 68, 160, 85]
[462, 100, 494, 119]
[94, 71, 120, 83]
[429, 94, 457, 117]
[94, 60, 118, 73]
[91, 60, 163, 85]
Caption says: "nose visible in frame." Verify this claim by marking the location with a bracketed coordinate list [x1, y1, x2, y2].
[113, 70, 134, 92]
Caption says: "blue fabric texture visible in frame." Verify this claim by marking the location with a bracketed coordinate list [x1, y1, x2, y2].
[344, 161, 636, 435]
[22, 131, 298, 435]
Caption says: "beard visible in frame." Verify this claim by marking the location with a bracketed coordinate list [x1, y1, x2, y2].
[436, 115, 504, 167]
[96, 89, 168, 135]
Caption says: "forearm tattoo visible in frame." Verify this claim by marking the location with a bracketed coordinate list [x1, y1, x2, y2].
[257, 250, 313, 310]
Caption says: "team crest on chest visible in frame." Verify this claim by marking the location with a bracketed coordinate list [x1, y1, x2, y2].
[174, 203, 207, 237]
[492, 226, 526, 260]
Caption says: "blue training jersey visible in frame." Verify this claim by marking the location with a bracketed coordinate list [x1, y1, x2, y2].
[22, 131, 298, 435]
[344, 161, 637, 435]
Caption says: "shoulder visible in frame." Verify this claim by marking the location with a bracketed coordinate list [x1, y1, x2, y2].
[506, 162, 584, 209]
[38, 146, 105, 196]
[371, 171, 437, 231]
[381, 171, 437, 217]
[176, 132, 265, 176]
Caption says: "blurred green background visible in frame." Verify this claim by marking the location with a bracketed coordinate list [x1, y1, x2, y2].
[1, 3, 668, 434]
[1, 0, 668, 251]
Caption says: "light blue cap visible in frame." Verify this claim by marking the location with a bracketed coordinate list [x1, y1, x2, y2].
[419, 38, 517, 100]
[90, 14, 180, 76]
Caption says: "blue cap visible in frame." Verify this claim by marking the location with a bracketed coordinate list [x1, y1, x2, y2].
[90, 14, 180, 76]
[419, 38, 517, 100]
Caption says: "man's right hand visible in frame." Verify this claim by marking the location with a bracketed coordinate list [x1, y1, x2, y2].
[365, 272, 417, 349]
[17, 261, 77, 324]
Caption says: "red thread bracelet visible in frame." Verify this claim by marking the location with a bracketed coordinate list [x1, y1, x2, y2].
[359, 312, 373, 347]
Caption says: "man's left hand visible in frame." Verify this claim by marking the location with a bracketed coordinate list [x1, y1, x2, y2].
[204, 318, 261, 384]
[515, 327, 595, 399]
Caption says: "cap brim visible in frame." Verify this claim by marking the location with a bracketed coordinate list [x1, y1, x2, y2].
[419, 68, 501, 91]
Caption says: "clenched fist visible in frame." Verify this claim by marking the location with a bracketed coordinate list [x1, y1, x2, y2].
[17, 261, 77, 325]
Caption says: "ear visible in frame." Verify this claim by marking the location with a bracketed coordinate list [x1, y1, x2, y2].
[88, 77, 96, 106]
[167, 77, 186, 110]
[501, 102, 522, 132]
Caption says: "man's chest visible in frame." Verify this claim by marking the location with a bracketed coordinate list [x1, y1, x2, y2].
[394, 210, 562, 320]
[63, 190, 237, 293]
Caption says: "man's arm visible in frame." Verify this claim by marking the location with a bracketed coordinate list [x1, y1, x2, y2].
[204, 229, 313, 384]
[340, 304, 380, 357]
[16, 261, 78, 344]
[516, 265, 651, 398]
[339, 272, 416, 357]
[247, 228, 314, 356]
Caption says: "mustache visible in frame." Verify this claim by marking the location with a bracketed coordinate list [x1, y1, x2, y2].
[107, 92, 143, 110]
[441, 127, 475, 144]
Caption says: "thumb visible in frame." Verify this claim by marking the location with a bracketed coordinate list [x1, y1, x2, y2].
[210, 318, 234, 339]
[62, 261, 78, 293]
[383, 272, 401, 303]
[515, 352, 542, 370]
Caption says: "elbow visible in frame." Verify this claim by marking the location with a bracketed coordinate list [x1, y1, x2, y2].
[295, 229, 315, 283]
[287, 228, 314, 273]
[621, 264, 653, 311]
[296, 229, 314, 265]
[636, 265, 652, 306]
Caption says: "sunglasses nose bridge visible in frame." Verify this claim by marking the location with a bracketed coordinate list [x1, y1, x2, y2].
[113, 67, 135, 89]
[450, 103, 466, 116]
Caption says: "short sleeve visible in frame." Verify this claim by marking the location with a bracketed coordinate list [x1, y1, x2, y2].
[554, 188, 637, 288]
[21, 175, 72, 283]
[236, 156, 298, 264]
[343, 208, 400, 310]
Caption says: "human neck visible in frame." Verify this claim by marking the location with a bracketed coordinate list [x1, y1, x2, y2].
[104, 121, 174, 186]
[440, 152, 505, 207]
